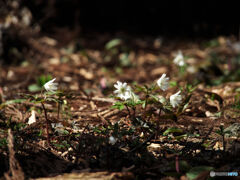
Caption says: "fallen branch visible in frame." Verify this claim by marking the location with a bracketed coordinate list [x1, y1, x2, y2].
[4, 129, 25, 180]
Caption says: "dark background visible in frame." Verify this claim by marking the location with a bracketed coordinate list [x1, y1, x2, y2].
[23, 0, 240, 38]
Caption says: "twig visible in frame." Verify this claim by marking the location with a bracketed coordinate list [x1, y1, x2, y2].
[222, 133, 226, 152]
[4, 129, 25, 180]
[79, 96, 116, 103]
[156, 108, 162, 139]
[200, 124, 215, 145]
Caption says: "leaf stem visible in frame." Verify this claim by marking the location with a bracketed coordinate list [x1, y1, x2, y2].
[41, 102, 50, 145]
[156, 108, 162, 138]
[125, 104, 131, 118]
[57, 101, 60, 121]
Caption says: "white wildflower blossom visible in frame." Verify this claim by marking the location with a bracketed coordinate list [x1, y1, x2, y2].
[43, 78, 58, 92]
[51, 122, 63, 129]
[114, 81, 131, 100]
[51, 122, 64, 134]
[71, 120, 80, 131]
[157, 74, 169, 91]
[28, 110, 36, 125]
[173, 51, 185, 66]
[109, 136, 117, 145]
[170, 91, 182, 108]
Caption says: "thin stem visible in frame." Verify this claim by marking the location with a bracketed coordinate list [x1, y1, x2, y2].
[144, 95, 149, 112]
[147, 114, 151, 122]
[156, 108, 162, 139]
[41, 102, 50, 145]
[125, 104, 131, 118]
[57, 101, 60, 121]
[40, 88, 43, 97]
[132, 107, 136, 119]
[222, 134, 225, 152]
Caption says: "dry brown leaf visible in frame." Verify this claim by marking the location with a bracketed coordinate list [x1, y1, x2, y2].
[4, 105, 25, 122]
[151, 67, 168, 77]
[79, 68, 94, 80]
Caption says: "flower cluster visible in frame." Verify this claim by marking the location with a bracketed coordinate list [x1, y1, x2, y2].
[157, 74, 182, 108]
[114, 74, 182, 109]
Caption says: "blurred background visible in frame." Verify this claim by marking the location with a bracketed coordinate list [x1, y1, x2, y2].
[1, 0, 240, 87]
[12, 0, 240, 37]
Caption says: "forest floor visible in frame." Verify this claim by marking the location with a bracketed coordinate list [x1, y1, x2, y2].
[1, 31, 240, 180]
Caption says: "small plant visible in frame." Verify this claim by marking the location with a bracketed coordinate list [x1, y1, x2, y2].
[173, 51, 185, 67]
[0, 137, 7, 148]
[104, 38, 131, 67]
[112, 74, 193, 138]
[25, 77, 60, 145]
[28, 75, 53, 92]
[215, 125, 228, 151]
[173, 50, 187, 75]
[233, 93, 240, 109]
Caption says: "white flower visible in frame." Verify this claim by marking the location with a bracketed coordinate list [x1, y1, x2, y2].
[114, 81, 131, 100]
[170, 91, 182, 108]
[173, 51, 185, 66]
[157, 74, 169, 91]
[109, 136, 117, 145]
[51, 122, 63, 129]
[71, 120, 80, 131]
[43, 78, 58, 92]
[28, 110, 36, 125]
[51, 122, 64, 134]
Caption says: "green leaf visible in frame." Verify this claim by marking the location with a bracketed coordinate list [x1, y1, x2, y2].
[37, 75, 52, 87]
[134, 85, 146, 92]
[38, 129, 43, 136]
[111, 102, 125, 110]
[187, 84, 197, 93]
[142, 100, 146, 109]
[0, 138, 7, 147]
[170, 81, 177, 87]
[163, 127, 184, 136]
[1, 99, 26, 108]
[177, 94, 192, 114]
[203, 38, 219, 48]
[175, 134, 187, 140]
[119, 53, 131, 67]
[28, 84, 42, 92]
[105, 39, 122, 50]
[115, 67, 123, 74]
[182, 102, 189, 111]
[202, 141, 211, 148]
[186, 166, 214, 180]
[150, 95, 159, 102]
